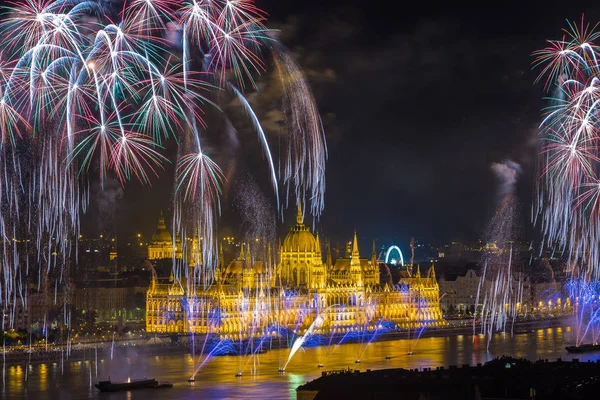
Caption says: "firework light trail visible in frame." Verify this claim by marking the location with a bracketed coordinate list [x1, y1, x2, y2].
[533, 16, 600, 345]
[474, 161, 523, 348]
[0, 0, 327, 338]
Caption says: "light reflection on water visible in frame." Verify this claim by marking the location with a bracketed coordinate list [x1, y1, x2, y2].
[1, 327, 597, 400]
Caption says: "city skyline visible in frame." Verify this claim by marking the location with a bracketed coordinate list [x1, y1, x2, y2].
[0, 0, 599, 398]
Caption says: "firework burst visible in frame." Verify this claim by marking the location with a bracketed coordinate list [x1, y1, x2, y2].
[534, 16, 600, 345]
[0, 0, 327, 332]
[534, 17, 600, 279]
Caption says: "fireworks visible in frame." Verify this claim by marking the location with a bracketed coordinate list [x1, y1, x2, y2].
[0, 0, 327, 331]
[565, 275, 600, 346]
[534, 17, 600, 345]
[474, 193, 524, 347]
[534, 17, 600, 279]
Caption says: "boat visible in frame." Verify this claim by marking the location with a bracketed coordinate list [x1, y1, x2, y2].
[187, 377, 195, 383]
[385, 356, 391, 360]
[278, 368, 285, 373]
[354, 360, 360, 364]
[95, 378, 160, 392]
[565, 343, 600, 353]
[155, 383, 173, 389]
[235, 372, 242, 377]
[317, 363, 324, 368]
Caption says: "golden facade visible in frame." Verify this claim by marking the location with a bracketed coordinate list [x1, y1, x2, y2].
[146, 208, 444, 338]
[147, 211, 200, 266]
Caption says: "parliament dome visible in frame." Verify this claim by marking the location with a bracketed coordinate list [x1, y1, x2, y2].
[282, 207, 318, 253]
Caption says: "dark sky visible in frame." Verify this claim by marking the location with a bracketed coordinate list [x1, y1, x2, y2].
[254, 0, 600, 247]
[81, 0, 600, 255]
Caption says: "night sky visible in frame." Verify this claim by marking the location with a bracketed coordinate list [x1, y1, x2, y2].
[262, 0, 600, 246]
[82, 0, 600, 255]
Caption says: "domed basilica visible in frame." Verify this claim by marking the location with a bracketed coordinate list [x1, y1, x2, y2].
[146, 207, 444, 337]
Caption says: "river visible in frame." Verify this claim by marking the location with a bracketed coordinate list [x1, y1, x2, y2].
[1, 325, 598, 399]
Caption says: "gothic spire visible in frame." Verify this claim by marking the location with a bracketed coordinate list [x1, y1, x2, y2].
[352, 231, 360, 259]
[315, 232, 322, 255]
[371, 240, 377, 269]
[218, 240, 224, 270]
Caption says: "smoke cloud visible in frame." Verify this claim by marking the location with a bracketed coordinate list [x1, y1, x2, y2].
[491, 160, 521, 197]
[233, 174, 277, 257]
[92, 179, 124, 233]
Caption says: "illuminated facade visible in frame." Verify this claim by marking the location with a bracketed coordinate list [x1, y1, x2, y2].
[146, 208, 444, 337]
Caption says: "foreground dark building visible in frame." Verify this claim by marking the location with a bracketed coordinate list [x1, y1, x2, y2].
[297, 357, 600, 399]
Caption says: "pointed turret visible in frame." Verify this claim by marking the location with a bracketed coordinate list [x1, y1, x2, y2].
[240, 242, 245, 260]
[169, 268, 174, 283]
[218, 241, 224, 270]
[371, 241, 377, 269]
[149, 264, 157, 291]
[326, 241, 332, 268]
[430, 262, 435, 280]
[315, 232, 322, 255]
[351, 231, 360, 263]
[416, 263, 421, 278]
[296, 201, 304, 225]
[350, 231, 362, 286]
[157, 210, 166, 230]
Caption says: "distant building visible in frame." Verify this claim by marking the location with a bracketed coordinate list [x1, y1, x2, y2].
[147, 211, 200, 265]
[27, 281, 73, 329]
[146, 207, 444, 336]
[75, 281, 146, 323]
[438, 267, 565, 317]
[438, 269, 481, 314]
[1, 298, 28, 331]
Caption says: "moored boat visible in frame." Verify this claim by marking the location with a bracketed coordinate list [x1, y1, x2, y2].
[94, 378, 173, 392]
[95, 378, 158, 392]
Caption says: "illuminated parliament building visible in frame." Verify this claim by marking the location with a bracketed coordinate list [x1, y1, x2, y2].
[146, 208, 444, 337]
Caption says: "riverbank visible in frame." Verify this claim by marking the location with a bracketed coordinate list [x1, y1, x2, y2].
[0, 316, 570, 366]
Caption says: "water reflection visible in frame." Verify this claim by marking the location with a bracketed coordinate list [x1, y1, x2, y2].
[1, 327, 599, 400]
[8, 365, 22, 394]
[38, 364, 47, 391]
